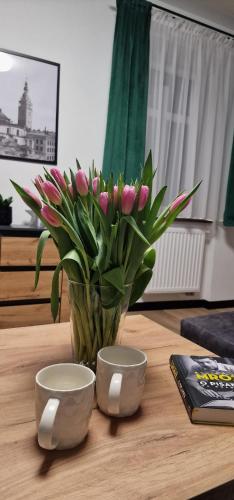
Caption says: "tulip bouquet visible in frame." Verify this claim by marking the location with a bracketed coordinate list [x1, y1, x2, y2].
[12, 153, 199, 367]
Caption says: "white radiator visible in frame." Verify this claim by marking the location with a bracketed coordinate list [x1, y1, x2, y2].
[146, 227, 206, 293]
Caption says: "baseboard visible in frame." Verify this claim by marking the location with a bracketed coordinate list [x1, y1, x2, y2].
[129, 299, 234, 311]
[205, 300, 234, 309]
[1, 298, 233, 311]
[0, 298, 56, 307]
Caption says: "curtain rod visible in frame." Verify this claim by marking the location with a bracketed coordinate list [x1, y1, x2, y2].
[148, 1, 234, 38]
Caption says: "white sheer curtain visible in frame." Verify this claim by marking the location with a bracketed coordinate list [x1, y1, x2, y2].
[146, 10, 234, 220]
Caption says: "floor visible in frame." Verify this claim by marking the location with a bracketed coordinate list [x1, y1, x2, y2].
[129, 307, 234, 335]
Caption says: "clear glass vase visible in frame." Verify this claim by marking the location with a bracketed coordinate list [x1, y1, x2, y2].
[69, 281, 132, 370]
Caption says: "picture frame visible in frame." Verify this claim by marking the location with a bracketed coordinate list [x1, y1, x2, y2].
[0, 48, 60, 165]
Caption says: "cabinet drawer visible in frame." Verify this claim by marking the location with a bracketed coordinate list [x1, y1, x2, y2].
[0, 303, 58, 329]
[0, 270, 57, 301]
[0, 237, 58, 266]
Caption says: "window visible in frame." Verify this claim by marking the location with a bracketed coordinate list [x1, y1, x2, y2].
[146, 10, 234, 220]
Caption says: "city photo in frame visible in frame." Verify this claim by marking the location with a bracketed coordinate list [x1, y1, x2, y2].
[0, 49, 60, 164]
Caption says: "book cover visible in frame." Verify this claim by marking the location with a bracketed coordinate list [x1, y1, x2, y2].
[170, 354, 234, 425]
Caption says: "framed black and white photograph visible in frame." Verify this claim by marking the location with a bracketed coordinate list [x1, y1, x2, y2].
[0, 49, 60, 164]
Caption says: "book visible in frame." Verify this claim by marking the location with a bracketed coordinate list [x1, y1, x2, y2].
[170, 354, 234, 425]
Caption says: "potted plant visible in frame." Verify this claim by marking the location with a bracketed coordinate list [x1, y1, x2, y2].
[11, 153, 200, 369]
[0, 194, 13, 225]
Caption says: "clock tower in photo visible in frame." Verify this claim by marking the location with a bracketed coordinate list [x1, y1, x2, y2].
[18, 81, 32, 130]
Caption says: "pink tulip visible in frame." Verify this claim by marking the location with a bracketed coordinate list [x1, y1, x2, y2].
[23, 187, 42, 208]
[76, 169, 89, 196]
[121, 185, 136, 215]
[68, 183, 74, 198]
[92, 176, 99, 195]
[138, 185, 149, 211]
[41, 206, 61, 227]
[169, 193, 190, 212]
[50, 167, 67, 191]
[113, 185, 118, 207]
[99, 192, 109, 215]
[34, 175, 44, 195]
[42, 181, 62, 205]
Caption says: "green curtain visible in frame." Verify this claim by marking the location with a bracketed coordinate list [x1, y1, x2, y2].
[224, 136, 234, 226]
[102, 0, 151, 183]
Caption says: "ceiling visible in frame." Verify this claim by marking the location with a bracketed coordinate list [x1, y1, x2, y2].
[155, 0, 234, 33]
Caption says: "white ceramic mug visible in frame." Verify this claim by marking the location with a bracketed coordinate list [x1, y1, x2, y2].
[35, 363, 95, 450]
[96, 346, 147, 417]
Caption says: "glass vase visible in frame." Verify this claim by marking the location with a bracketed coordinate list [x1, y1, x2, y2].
[68, 281, 132, 370]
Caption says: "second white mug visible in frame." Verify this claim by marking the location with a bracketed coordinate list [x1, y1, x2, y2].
[96, 345, 147, 417]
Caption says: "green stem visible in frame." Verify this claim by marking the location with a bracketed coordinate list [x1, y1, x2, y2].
[71, 303, 86, 361]
[117, 221, 126, 266]
[94, 294, 102, 349]
[70, 286, 93, 363]
[70, 283, 128, 368]
[84, 283, 95, 344]
[124, 229, 135, 272]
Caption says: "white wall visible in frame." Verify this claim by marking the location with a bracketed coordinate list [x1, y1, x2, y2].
[200, 224, 234, 301]
[0, 0, 115, 224]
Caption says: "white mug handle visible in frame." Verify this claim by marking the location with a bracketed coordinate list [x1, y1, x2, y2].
[108, 373, 123, 415]
[38, 398, 60, 450]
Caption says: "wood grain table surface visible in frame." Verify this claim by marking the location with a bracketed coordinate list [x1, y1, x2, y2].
[0, 314, 233, 500]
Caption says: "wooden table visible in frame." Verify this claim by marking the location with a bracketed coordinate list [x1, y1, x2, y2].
[0, 315, 234, 500]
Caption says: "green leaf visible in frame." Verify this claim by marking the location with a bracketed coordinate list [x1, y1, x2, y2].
[122, 215, 150, 246]
[56, 228, 73, 258]
[129, 267, 153, 306]
[150, 180, 202, 243]
[34, 230, 50, 289]
[99, 171, 106, 192]
[92, 196, 109, 239]
[117, 218, 126, 265]
[107, 173, 114, 196]
[102, 266, 124, 294]
[90, 269, 100, 284]
[75, 199, 98, 257]
[117, 173, 124, 196]
[1, 196, 13, 207]
[43, 201, 90, 276]
[145, 186, 167, 231]
[141, 150, 153, 187]
[70, 168, 77, 197]
[143, 247, 156, 269]
[94, 234, 107, 274]
[10, 180, 60, 244]
[100, 286, 123, 309]
[51, 249, 85, 321]
[64, 171, 70, 185]
[76, 158, 82, 170]
[165, 180, 202, 226]
[51, 263, 62, 322]
[10, 180, 41, 215]
[139, 151, 157, 220]
[105, 223, 118, 269]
